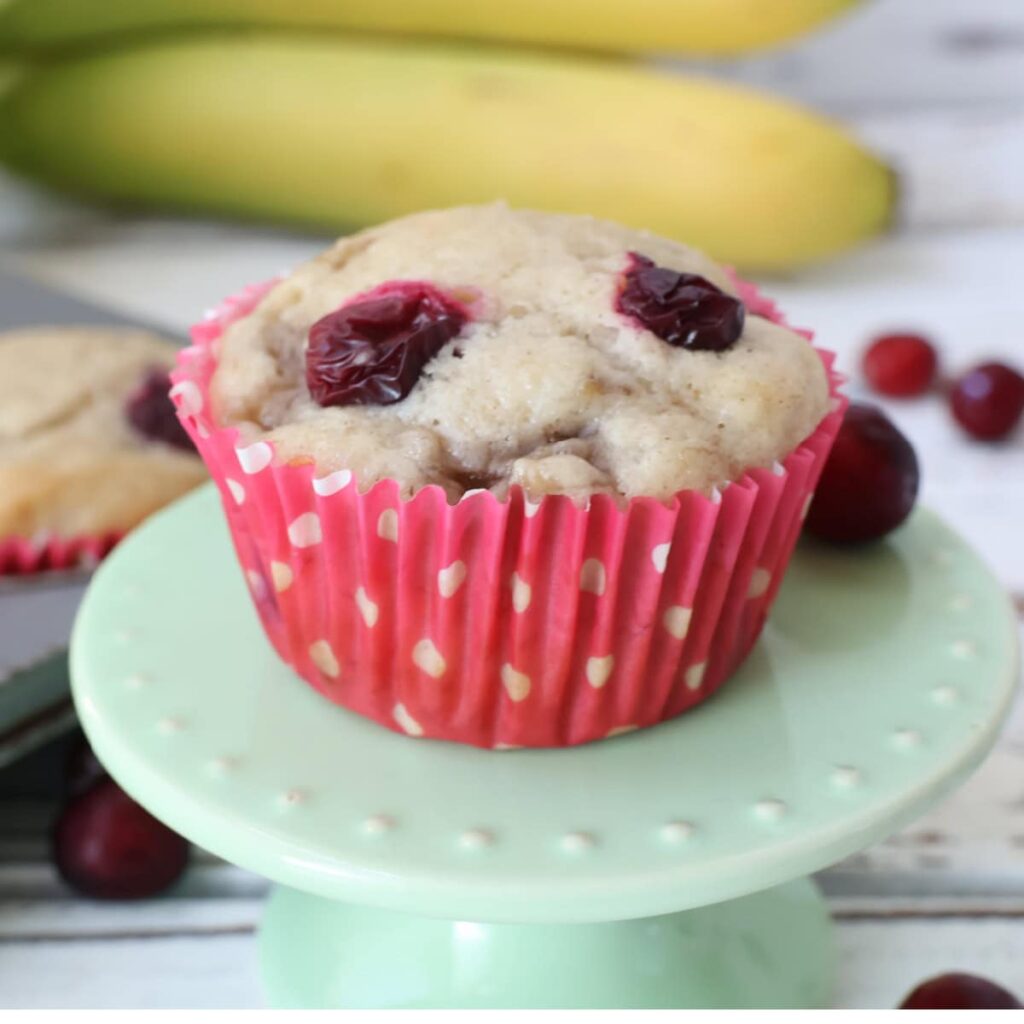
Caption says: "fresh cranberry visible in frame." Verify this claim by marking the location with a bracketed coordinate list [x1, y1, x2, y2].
[616, 252, 745, 352]
[125, 368, 194, 451]
[862, 332, 938, 397]
[805, 403, 919, 544]
[52, 778, 189, 900]
[900, 973, 1021, 1010]
[64, 733, 107, 796]
[306, 281, 469, 406]
[950, 362, 1024, 440]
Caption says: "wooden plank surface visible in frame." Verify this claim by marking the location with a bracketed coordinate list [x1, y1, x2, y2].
[1, 0, 1023, 1008]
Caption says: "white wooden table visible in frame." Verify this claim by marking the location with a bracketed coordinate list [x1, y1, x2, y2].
[1, 0, 1023, 1007]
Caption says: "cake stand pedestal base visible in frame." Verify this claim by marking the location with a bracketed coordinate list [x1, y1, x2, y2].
[260, 878, 831, 1009]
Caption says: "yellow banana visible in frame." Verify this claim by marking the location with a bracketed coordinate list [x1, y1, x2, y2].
[0, 0, 864, 56]
[0, 35, 894, 270]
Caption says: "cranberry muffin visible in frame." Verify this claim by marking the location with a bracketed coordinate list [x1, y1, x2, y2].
[176, 204, 843, 748]
[0, 326, 207, 544]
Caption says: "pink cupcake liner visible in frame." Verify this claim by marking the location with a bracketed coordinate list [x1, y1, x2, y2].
[0, 533, 122, 575]
[171, 275, 845, 749]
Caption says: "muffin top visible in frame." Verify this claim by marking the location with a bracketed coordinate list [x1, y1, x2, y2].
[0, 327, 207, 537]
[211, 204, 829, 502]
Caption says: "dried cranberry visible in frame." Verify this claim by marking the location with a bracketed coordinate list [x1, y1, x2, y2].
[805, 403, 919, 544]
[52, 777, 189, 900]
[125, 368, 194, 451]
[862, 332, 938, 397]
[950, 362, 1024, 441]
[306, 281, 469, 406]
[616, 252, 744, 352]
[900, 973, 1021, 1010]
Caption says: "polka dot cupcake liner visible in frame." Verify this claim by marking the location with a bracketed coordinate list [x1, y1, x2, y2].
[0, 533, 122, 575]
[171, 276, 845, 749]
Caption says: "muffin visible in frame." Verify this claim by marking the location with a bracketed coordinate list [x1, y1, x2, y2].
[174, 204, 844, 747]
[0, 327, 208, 572]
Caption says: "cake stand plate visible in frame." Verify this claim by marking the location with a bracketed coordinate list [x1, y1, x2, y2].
[70, 487, 1018, 1008]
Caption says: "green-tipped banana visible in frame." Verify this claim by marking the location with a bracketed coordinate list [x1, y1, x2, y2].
[0, 0, 865, 56]
[0, 35, 895, 270]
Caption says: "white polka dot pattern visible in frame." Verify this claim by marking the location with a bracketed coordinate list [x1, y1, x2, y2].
[245, 569, 264, 596]
[586, 655, 614, 689]
[236, 441, 273, 474]
[412, 639, 446, 678]
[287, 513, 322, 548]
[438, 560, 467, 597]
[748, 567, 772, 599]
[580, 559, 606, 595]
[651, 543, 671, 574]
[511, 573, 531, 613]
[355, 587, 379, 628]
[393, 703, 424, 737]
[685, 662, 707, 691]
[377, 508, 399, 542]
[169, 379, 202, 415]
[270, 561, 293, 592]
[606, 724, 638, 738]
[663, 606, 692, 640]
[501, 664, 531, 702]
[225, 478, 245, 505]
[312, 469, 353, 496]
[308, 639, 340, 679]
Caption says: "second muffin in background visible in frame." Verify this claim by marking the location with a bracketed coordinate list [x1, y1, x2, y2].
[175, 204, 843, 748]
[1, 327, 207, 572]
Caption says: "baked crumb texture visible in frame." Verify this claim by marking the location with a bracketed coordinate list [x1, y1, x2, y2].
[0, 328, 207, 538]
[211, 205, 829, 503]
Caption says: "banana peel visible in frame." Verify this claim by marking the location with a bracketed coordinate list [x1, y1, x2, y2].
[0, 35, 896, 270]
[0, 0, 866, 57]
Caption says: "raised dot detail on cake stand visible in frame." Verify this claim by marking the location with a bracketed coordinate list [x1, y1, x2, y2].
[361, 814, 396, 836]
[659, 821, 696, 844]
[561, 831, 597, 854]
[277, 788, 308, 809]
[950, 639, 977, 659]
[207, 756, 239, 778]
[892, 728, 923, 749]
[932, 685, 959, 706]
[754, 799, 787, 822]
[459, 828, 496, 851]
[831, 766, 862, 790]
[157, 716, 184, 735]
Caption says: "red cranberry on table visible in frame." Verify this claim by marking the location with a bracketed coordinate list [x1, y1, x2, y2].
[125, 367, 195, 451]
[616, 252, 745, 352]
[900, 972, 1022, 1010]
[306, 281, 470, 407]
[52, 778, 189, 900]
[805, 403, 920, 545]
[950, 362, 1024, 441]
[862, 332, 938, 398]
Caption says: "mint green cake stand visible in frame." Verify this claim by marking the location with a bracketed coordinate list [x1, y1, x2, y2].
[70, 487, 1018, 1009]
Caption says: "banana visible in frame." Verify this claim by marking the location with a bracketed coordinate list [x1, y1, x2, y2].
[0, 35, 894, 270]
[0, 0, 864, 57]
